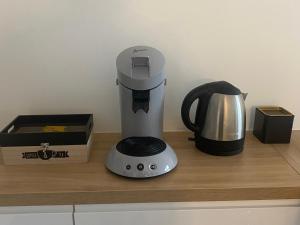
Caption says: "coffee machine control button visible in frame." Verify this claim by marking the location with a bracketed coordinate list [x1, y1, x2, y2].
[150, 164, 157, 170]
[126, 165, 131, 170]
[137, 163, 144, 171]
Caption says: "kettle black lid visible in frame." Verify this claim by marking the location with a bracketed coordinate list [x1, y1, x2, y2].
[202, 81, 241, 95]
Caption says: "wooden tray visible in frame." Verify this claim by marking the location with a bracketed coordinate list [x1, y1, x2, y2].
[0, 114, 93, 165]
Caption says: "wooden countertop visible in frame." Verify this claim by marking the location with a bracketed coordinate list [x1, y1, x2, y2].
[1, 131, 300, 206]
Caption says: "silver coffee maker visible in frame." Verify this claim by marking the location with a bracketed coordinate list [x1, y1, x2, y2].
[105, 46, 178, 178]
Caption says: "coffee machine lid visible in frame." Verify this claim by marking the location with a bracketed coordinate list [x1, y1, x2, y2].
[116, 46, 165, 90]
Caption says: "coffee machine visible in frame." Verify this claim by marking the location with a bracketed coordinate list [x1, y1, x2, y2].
[105, 46, 178, 178]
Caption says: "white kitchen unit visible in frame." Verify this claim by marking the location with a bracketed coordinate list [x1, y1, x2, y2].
[75, 200, 300, 225]
[0, 205, 73, 225]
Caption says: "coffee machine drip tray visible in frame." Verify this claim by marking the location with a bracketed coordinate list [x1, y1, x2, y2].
[106, 137, 178, 178]
[116, 137, 166, 156]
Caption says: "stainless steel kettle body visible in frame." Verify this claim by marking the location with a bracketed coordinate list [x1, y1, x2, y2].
[181, 81, 247, 156]
[202, 93, 246, 141]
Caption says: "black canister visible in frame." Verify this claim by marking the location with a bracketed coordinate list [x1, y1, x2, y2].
[253, 107, 294, 143]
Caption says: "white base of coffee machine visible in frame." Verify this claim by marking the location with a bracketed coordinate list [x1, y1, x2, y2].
[105, 142, 178, 178]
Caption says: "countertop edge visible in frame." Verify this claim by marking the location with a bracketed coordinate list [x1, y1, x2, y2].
[1, 187, 300, 206]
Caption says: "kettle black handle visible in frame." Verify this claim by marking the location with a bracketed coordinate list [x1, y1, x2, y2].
[181, 86, 208, 133]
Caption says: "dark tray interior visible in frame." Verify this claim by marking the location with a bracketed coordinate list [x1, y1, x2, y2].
[0, 114, 93, 147]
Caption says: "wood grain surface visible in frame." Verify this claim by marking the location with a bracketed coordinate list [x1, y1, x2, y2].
[0, 131, 300, 206]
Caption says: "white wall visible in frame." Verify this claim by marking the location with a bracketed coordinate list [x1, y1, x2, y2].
[0, 0, 299, 132]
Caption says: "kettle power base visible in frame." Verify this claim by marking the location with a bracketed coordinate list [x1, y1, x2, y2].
[195, 136, 245, 156]
[105, 137, 178, 178]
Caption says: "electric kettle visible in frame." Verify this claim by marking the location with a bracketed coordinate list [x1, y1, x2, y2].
[181, 81, 247, 156]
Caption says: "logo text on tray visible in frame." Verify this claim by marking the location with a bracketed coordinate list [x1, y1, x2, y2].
[22, 143, 69, 160]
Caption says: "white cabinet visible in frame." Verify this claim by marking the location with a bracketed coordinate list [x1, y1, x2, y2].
[2, 200, 300, 225]
[75, 200, 300, 225]
[0, 205, 73, 225]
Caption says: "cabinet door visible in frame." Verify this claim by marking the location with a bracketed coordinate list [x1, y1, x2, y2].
[0, 205, 73, 225]
[75, 208, 248, 225]
[75, 200, 300, 225]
